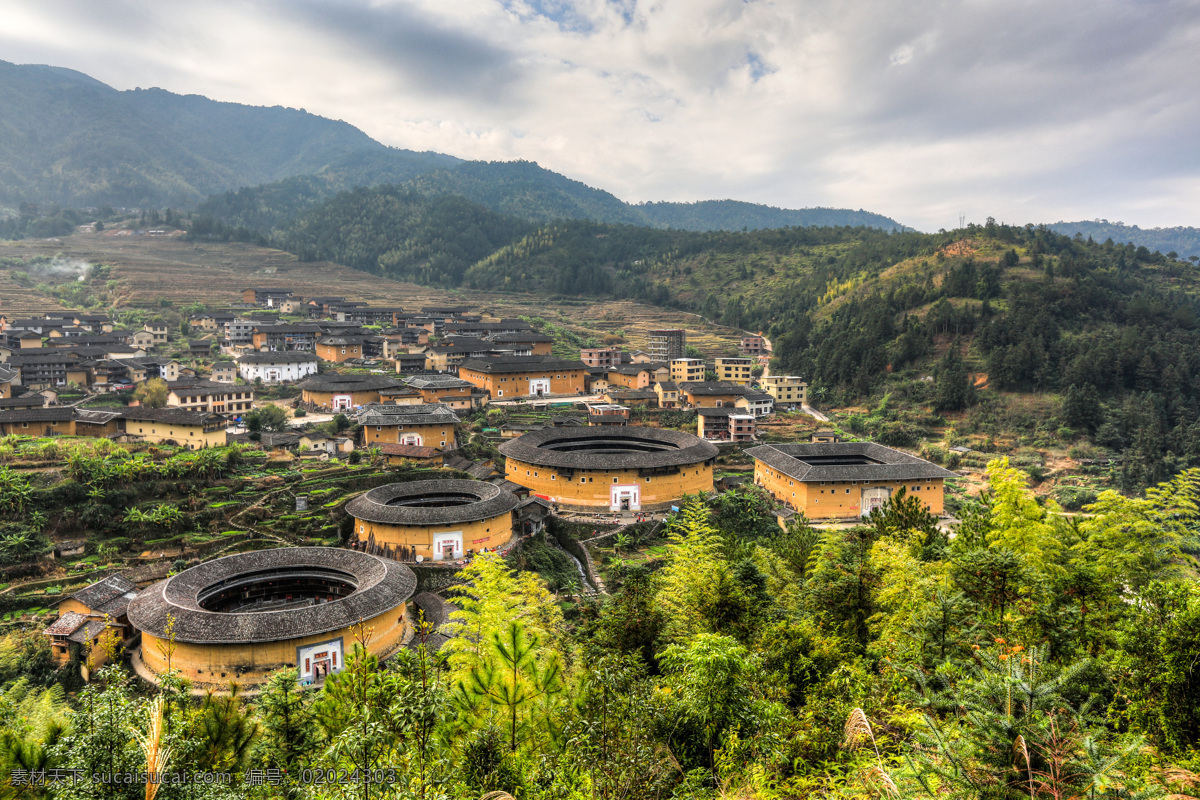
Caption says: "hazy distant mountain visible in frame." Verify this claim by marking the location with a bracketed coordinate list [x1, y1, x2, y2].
[0, 60, 456, 209]
[1047, 220, 1200, 260]
[1, 58, 906, 232]
[637, 199, 907, 231]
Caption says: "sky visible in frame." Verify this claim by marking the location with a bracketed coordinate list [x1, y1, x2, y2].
[1, 0, 1198, 231]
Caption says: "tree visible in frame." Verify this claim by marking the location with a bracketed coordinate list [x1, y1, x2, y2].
[246, 404, 288, 432]
[934, 344, 974, 412]
[656, 498, 729, 641]
[133, 378, 168, 408]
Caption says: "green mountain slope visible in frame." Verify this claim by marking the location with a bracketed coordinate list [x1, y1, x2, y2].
[636, 199, 907, 231]
[0, 60, 454, 209]
[1048, 220, 1200, 260]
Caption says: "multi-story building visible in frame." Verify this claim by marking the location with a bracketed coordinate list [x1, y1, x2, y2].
[241, 288, 294, 307]
[403, 375, 483, 411]
[459, 356, 587, 398]
[715, 357, 754, 385]
[670, 358, 705, 383]
[165, 381, 255, 415]
[250, 325, 319, 351]
[647, 329, 686, 363]
[236, 352, 319, 384]
[579, 347, 625, 368]
[144, 323, 169, 346]
[697, 408, 756, 442]
[760, 375, 808, 407]
[225, 318, 257, 345]
[357, 403, 459, 450]
[315, 337, 365, 362]
[741, 335, 767, 357]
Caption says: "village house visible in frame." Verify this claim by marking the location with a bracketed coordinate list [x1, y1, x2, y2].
[715, 357, 754, 385]
[459, 355, 588, 398]
[210, 362, 237, 383]
[118, 407, 228, 448]
[298, 431, 355, 455]
[697, 407, 757, 442]
[236, 351, 319, 384]
[811, 429, 842, 443]
[647, 329, 686, 362]
[579, 346, 625, 368]
[608, 363, 670, 390]
[314, 336, 365, 362]
[298, 374, 404, 411]
[736, 391, 775, 417]
[760, 375, 808, 408]
[251, 324, 319, 351]
[748, 441, 958, 519]
[44, 574, 140, 668]
[741, 335, 767, 357]
[654, 381, 681, 408]
[143, 322, 169, 346]
[670, 358, 706, 384]
[680, 381, 750, 408]
[242, 287, 294, 307]
[601, 388, 658, 407]
[0, 407, 76, 436]
[587, 404, 631, 426]
[357, 403, 459, 450]
[224, 318, 257, 344]
[404, 374, 484, 411]
[376, 442, 444, 467]
[165, 381, 254, 415]
[488, 332, 554, 356]
[0, 365, 14, 398]
[128, 330, 156, 349]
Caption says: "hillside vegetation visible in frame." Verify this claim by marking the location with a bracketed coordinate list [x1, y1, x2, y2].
[1048, 220, 1200, 260]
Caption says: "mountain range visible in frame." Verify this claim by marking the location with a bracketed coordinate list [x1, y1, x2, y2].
[0, 59, 904, 233]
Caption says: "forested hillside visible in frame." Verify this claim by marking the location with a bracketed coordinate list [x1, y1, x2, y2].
[1048, 220, 1200, 260]
[0, 60, 454, 209]
[637, 199, 907, 231]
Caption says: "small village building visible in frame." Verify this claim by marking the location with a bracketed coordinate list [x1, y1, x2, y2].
[747, 442, 958, 519]
[237, 351, 319, 384]
[680, 382, 750, 408]
[0, 407, 75, 436]
[45, 575, 140, 668]
[670, 358, 706, 384]
[459, 356, 587, 398]
[403, 374, 482, 411]
[697, 408, 756, 442]
[314, 336, 366, 362]
[741, 335, 767, 357]
[377, 443, 444, 467]
[498, 426, 718, 512]
[128, 548, 414, 686]
[601, 388, 657, 407]
[298, 432, 355, 455]
[736, 392, 775, 417]
[0, 365, 14, 398]
[251, 324, 319, 352]
[377, 387, 424, 405]
[119, 408, 228, 448]
[579, 346, 624, 368]
[654, 381, 681, 408]
[143, 323, 169, 346]
[242, 288, 294, 307]
[715, 357, 754, 385]
[297, 374, 404, 411]
[357, 403, 459, 450]
[392, 353, 429, 374]
[608, 363, 669, 390]
[587, 404, 630, 426]
[346, 479, 521, 561]
[760, 375, 808, 408]
[210, 362, 237, 383]
[166, 381, 254, 415]
[488, 332, 554, 356]
[811, 430, 842, 443]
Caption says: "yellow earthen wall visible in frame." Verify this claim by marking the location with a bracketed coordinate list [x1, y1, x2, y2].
[353, 513, 513, 557]
[140, 602, 407, 684]
[302, 389, 382, 409]
[754, 463, 944, 519]
[505, 457, 713, 507]
[123, 420, 226, 448]
[362, 423, 457, 449]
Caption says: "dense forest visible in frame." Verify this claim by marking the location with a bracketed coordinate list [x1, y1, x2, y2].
[4, 472, 1200, 799]
[1049, 221, 1200, 261]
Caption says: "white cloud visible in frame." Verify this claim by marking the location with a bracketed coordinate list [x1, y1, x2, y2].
[1, 0, 1198, 230]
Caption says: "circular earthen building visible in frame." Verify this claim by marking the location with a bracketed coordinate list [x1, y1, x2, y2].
[128, 547, 414, 686]
[497, 426, 718, 511]
[345, 479, 520, 561]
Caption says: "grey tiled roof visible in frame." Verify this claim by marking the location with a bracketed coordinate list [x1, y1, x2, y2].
[237, 351, 318, 364]
[71, 575, 138, 615]
[681, 382, 750, 396]
[297, 374, 402, 393]
[0, 407, 75, 423]
[460, 355, 586, 374]
[127, 547, 415, 644]
[357, 403, 458, 427]
[404, 375, 473, 390]
[346, 479, 519, 526]
[745, 442, 959, 482]
[498, 426, 718, 470]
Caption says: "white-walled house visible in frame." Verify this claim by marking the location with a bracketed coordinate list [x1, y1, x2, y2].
[236, 351, 319, 384]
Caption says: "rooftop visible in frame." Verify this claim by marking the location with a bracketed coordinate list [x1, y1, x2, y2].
[498, 426, 718, 470]
[346, 479, 520, 527]
[460, 355, 587, 374]
[357, 403, 459, 427]
[237, 351, 319, 364]
[746, 442, 959, 483]
[127, 547, 415, 644]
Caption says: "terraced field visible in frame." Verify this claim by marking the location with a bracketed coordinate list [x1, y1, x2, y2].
[0, 231, 747, 358]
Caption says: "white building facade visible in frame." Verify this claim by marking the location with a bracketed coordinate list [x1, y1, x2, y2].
[237, 353, 319, 384]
